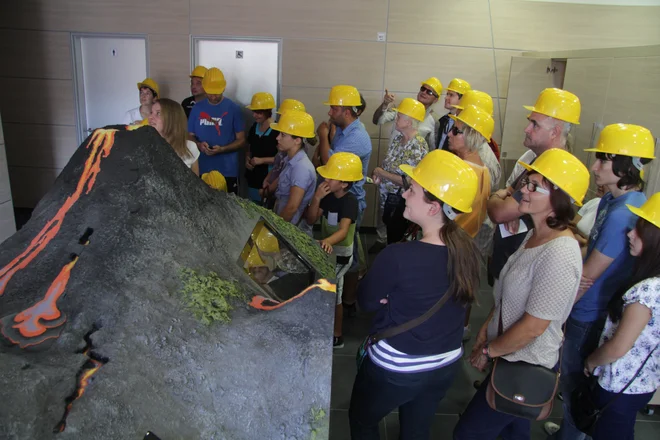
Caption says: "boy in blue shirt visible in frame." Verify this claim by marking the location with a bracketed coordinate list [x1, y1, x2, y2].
[307, 152, 363, 348]
[187, 68, 245, 193]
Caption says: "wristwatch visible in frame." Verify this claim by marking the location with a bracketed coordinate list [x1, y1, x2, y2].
[482, 343, 493, 362]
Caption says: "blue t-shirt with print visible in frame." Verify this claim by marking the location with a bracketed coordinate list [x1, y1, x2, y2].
[571, 191, 647, 322]
[330, 119, 372, 213]
[187, 97, 245, 177]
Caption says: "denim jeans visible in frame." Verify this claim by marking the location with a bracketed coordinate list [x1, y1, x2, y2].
[453, 375, 531, 440]
[349, 355, 460, 440]
[591, 383, 654, 440]
[349, 208, 364, 272]
[549, 317, 604, 440]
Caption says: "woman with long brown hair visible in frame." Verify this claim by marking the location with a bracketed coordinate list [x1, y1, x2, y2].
[349, 150, 481, 439]
[148, 98, 199, 176]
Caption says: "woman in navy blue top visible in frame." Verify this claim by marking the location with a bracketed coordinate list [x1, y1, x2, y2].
[349, 150, 482, 439]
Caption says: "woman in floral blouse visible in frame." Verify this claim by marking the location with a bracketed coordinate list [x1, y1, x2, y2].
[372, 98, 429, 244]
[585, 192, 660, 439]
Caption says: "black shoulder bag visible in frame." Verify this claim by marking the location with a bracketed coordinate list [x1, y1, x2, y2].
[356, 291, 452, 369]
[571, 344, 658, 436]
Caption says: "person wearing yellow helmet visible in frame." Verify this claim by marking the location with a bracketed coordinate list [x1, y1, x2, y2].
[372, 77, 442, 149]
[124, 77, 159, 125]
[488, 88, 581, 286]
[187, 67, 246, 193]
[436, 77, 471, 151]
[349, 150, 481, 439]
[181, 65, 207, 119]
[306, 152, 363, 349]
[244, 92, 278, 204]
[579, 193, 660, 439]
[270, 110, 317, 229]
[545, 123, 655, 439]
[370, 98, 430, 249]
[455, 148, 589, 440]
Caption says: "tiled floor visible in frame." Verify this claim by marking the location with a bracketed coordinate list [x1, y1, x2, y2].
[329, 231, 660, 439]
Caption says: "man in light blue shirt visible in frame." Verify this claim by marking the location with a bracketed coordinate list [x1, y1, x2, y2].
[318, 85, 372, 311]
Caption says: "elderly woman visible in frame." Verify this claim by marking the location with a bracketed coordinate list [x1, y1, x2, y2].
[270, 110, 317, 230]
[371, 98, 429, 245]
[453, 148, 590, 440]
[350, 150, 481, 439]
[124, 77, 159, 125]
[148, 98, 199, 175]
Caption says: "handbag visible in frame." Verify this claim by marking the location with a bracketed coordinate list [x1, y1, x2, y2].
[570, 345, 658, 436]
[382, 188, 405, 226]
[485, 301, 562, 420]
[356, 290, 452, 369]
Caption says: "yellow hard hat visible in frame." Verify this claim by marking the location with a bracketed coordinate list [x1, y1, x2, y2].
[317, 152, 364, 182]
[584, 123, 655, 159]
[453, 90, 494, 115]
[189, 66, 208, 78]
[246, 246, 267, 267]
[446, 78, 471, 95]
[246, 92, 276, 111]
[252, 227, 280, 254]
[392, 98, 426, 122]
[202, 68, 227, 95]
[399, 150, 478, 215]
[276, 99, 306, 115]
[520, 148, 590, 206]
[627, 192, 660, 230]
[270, 110, 315, 138]
[201, 171, 227, 192]
[421, 77, 443, 97]
[449, 105, 494, 140]
[524, 88, 581, 125]
[323, 85, 361, 107]
[137, 78, 159, 97]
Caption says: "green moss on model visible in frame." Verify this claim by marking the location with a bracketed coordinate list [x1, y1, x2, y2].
[308, 407, 328, 440]
[231, 195, 335, 280]
[179, 269, 243, 325]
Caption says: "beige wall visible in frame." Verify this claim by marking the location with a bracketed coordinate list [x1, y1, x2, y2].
[1, 1, 659, 226]
[0, 111, 17, 243]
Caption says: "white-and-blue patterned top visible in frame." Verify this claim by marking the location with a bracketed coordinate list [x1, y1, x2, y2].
[594, 277, 660, 394]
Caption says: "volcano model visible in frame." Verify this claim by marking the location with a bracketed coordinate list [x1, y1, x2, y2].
[0, 126, 335, 440]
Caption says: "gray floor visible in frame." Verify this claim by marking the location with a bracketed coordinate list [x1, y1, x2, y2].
[329, 231, 660, 439]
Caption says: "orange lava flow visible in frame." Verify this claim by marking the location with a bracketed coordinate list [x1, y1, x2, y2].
[0, 129, 116, 296]
[249, 278, 336, 311]
[11, 257, 78, 338]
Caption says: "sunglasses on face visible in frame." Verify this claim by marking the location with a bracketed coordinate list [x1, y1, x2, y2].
[419, 86, 438, 98]
[450, 126, 464, 136]
[521, 178, 550, 195]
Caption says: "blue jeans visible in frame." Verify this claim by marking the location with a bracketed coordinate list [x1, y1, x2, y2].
[453, 375, 531, 440]
[349, 207, 364, 272]
[349, 355, 460, 440]
[591, 383, 653, 440]
[549, 317, 605, 440]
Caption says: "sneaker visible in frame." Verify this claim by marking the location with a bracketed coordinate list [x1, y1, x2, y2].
[343, 302, 357, 318]
[368, 242, 386, 254]
[543, 422, 560, 436]
[333, 336, 344, 349]
[462, 325, 471, 342]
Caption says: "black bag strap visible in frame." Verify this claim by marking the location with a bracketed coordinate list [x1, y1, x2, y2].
[371, 291, 452, 343]
[598, 344, 658, 412]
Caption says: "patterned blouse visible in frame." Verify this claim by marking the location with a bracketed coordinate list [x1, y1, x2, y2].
[379, 133, 428, 195]
[594, 277, 660, 394]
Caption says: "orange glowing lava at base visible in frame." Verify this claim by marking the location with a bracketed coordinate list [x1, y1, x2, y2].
[249, 279, 336, 311]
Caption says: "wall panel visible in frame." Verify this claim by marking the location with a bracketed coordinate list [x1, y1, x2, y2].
[149, 34, 191, 85]
[0, 78, 75, 126]
[0, 30, 72, 80]
[8, 167, 61, 208]
[3, 124, 78, 169]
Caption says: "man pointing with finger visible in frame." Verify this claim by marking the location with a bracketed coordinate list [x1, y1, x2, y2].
[372, 77, 442, 149]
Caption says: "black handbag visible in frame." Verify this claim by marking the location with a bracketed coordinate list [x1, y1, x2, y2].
[382, 188, 405, 226]
[356, 290, 452, 369]
[485, 301, 562, 420]
[571, 345, 658, 436]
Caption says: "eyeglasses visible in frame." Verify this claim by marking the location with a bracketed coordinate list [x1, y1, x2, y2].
[419, 86, 438, 98]
[450, 126, 464, 136]
[521, 178, 550, 195]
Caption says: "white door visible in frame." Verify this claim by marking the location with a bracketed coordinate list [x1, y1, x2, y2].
[193, 38, 280, 118]
[73, 35, 148, 142]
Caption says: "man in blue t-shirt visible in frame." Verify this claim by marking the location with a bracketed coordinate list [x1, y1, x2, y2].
[187, 67, 245, 193]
